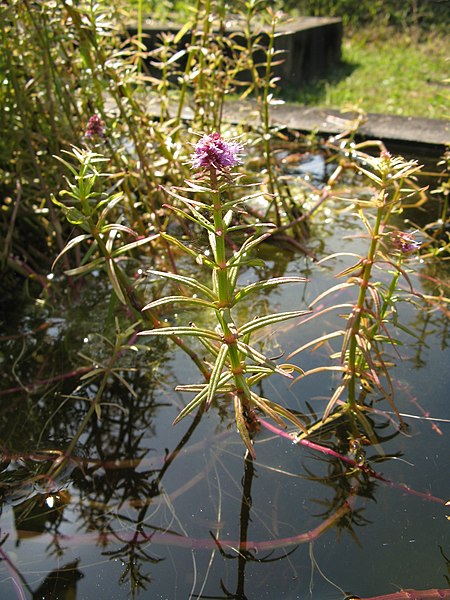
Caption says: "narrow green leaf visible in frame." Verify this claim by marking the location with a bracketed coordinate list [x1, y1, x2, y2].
[164, 203, 215, 232]
[105, 260, 126, 304]
[234, 394, 256, 459]
[227, 222, 273, 233]
[227, 232, 272, 266]
[262, 398, 308, 434]
[160, 232, 216, 268]
[97, 192, 124, 213]
[100, 224, 138, 236]
[146, 269, 217, 301]
[137, 326, 221, 341]
[64, 206, 87, 225]
[250, 392, 286, 429]
[288, 330, 345, 359]
[356, 166, 383, 185]
[238, 310, 309, 337]
[53, 154, 79, 177]
[51, 233, 92, 270]
[166, 48, 187, 65]
[142, 296, 216, 311]
[335, 260, 364, 279]
[173, 372, 234, 424]
[236, 341, 292, 378]
[182, 180, 214, 194]
[64, 257, 104, 276]
[206, 344, 229, 409]
[112, 235, 158, 256]
[174, 20, 193, 43]
[173, 387, 209, 424]
[309, 283, 355, 308]
[233, 277, 307, 304]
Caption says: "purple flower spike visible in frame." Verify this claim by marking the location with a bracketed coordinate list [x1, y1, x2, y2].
[85, 115, 105, 139]
[390, 231, 421, 254]
[191, 132, 244, 172]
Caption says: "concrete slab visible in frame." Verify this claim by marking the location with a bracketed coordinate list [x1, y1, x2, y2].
[218, 101, 449, 154]
[137, 98, 448, 156]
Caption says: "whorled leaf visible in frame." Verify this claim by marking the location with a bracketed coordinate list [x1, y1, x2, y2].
[173, 372, 234, 424]
[142, 296, 216, 312]
[146, 269, 216, 301]
[138, 325, 221, 341]
[236, 341, 292, 378]
[238, 310, 310, 337]
[232, 277, 307, 305]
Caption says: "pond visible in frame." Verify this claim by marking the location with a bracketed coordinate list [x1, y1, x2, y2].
[0, 148, 449, 600]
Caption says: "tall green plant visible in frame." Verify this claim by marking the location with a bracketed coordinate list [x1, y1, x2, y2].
[52, 146, 209, 379]
[289, 144, 425, 439]
[138, 132, 309, 456]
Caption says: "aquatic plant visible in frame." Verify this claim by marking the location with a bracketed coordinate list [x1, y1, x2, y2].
[138, 132, 309, 457]
[1, 2, 449, 597]
[288, 142, 434, 444]
[51, 146, 209, 378]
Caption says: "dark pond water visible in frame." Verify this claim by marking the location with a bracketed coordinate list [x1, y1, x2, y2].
[0, 153, 449, 600]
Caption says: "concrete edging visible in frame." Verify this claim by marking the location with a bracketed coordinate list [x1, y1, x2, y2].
[220, 101, 449, 154]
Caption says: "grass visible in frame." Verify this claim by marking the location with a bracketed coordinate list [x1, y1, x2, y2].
[284, 28, 449, 119]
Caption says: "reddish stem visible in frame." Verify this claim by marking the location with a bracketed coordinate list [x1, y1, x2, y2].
[258, 419, 446, 505]
[350, 590, 450, 600]
[0, 367, 91, 396]
[13, 499, 352, 552]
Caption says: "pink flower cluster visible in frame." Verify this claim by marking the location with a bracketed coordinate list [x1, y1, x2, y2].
[85, 115, 105, 139]
[390, 230, 421, 253]
[191, 132, 243, 172]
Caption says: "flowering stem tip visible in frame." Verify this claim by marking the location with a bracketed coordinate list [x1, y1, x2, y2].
[85, 115, 105, 139]
[190, 132, 244, 172]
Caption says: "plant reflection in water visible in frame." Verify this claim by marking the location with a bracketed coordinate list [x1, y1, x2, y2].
[0, 376, 447, 599]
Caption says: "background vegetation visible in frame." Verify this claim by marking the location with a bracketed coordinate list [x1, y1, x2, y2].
[286, 27, 449, 118]
[129, 0, 450, 118]
[132, 0, 450, 29]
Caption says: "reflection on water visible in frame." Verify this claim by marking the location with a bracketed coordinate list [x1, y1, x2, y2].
[0, 158, 449, 600]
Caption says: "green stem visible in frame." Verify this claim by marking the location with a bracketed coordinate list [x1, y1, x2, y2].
[346, 174, 405, 407]
[137, 0, 143, 74]
[262, 13, 276, 201]
[347, 202, 384, 407]
[210, 168, 230, 307]
[175, 0, 202, 126]
[208, 168, 253, 406]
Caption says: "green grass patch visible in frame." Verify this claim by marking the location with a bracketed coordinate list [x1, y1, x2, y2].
[283, 28, 449, 119]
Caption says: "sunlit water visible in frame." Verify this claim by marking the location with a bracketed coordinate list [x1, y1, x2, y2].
[0, 153, 449, 600]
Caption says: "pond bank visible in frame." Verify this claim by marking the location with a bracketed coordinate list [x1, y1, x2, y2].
[141, 97, 449, 155]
